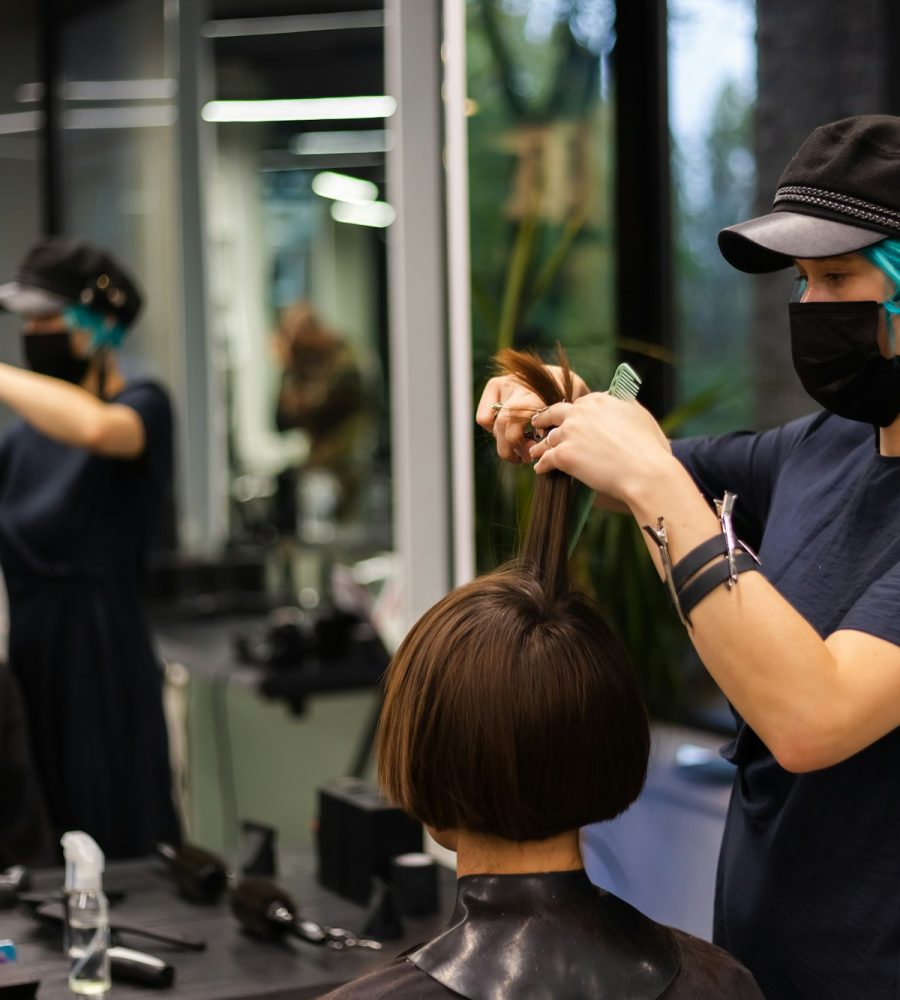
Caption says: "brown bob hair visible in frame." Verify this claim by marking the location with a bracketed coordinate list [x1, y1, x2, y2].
[376, 348, 650, 842]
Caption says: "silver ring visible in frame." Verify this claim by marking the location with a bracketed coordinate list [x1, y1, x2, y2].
[490, 402, 504, 413]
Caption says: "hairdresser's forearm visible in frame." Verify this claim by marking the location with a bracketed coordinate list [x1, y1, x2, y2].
[0, 363, 143, 456]
[625, 455, 847, 770]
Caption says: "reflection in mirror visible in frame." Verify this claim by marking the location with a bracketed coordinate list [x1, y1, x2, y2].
[204, 7, 392, 608]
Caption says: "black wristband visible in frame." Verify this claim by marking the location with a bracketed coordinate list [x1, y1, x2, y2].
[678, 552, 759, 620]
[672, 535, 729, 591]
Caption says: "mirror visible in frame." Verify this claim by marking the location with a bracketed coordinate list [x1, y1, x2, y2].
[204, 3, 392, 604]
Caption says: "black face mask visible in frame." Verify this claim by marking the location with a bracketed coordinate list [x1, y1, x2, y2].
[788, 300, 900, 427]
[22, 331, 91, 385]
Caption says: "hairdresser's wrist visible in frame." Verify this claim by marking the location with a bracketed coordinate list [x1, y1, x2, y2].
[624, 457, 725, 564]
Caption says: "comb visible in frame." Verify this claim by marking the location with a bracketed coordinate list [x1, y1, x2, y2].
[567, 363, 642, 556]
[608, 362, 642, 401]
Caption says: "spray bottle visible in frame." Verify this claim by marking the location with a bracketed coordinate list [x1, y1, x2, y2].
[61, 831, 111, 995]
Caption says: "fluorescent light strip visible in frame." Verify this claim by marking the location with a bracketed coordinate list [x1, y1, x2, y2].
[15, 82, 44, 103]
[16, 79, 177, 103]
[291, 129, 390, 156]
[330, 200, 395, 228]
[65, 79, 177, 101]
[202, 96, 396, 123]
[0, 111, 43, 135]
[202, 11, 384, 38]
[64, 106, 178, 129]
[312, 170, 378, 204]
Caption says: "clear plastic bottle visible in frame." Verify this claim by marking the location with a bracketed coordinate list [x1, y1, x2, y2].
[61, 831, 111, 995]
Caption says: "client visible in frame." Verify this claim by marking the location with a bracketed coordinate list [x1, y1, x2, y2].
[319, 351, 762, 999]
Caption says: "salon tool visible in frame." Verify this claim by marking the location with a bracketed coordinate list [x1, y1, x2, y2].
[608, 362, 642, 401]
[62, 830, 110, 996]
[230, 877, 381, 951]
[389, 853, 439, 918]
[108, 946, 175, 989]
[0, 867, 29, 909]
[32, 900, 206, 951]
[567, 362, 642, 556]
[317, 777, 422, 905]
[239, 820, 278, 877]
[156, 841, 231, 903]
[361, 878, 404, 941]
[16, 888, 125, 909]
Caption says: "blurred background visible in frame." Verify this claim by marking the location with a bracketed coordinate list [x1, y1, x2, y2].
[1, 0, 896, 938]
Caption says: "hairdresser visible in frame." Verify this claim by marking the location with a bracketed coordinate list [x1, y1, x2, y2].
[0, 236, 179, 859]
[478, 114, 900, 1000]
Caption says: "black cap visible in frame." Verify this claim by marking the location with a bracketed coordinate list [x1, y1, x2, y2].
[718, 115, 900, 273]
[0, 237, 143, 325]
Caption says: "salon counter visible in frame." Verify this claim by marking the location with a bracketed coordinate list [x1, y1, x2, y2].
[149, 606, 384, 855]
[2, 855, 454, 1000]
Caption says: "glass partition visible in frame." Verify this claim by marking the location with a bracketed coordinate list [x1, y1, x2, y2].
[56, 0, 181, 396]
[0, 7, 43, 432]
[669, 0, 757, 434]
[667, 0, 757, 725]
[465, 0, 616, 569]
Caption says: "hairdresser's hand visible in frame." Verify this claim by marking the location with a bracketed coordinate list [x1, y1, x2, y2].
[529, 392, 672, 502]
[477, 366, 590, 463]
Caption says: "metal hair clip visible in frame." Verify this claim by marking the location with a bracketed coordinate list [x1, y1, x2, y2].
[713, 492, 760, 586]
[714, 492, 739, 587]
[643, 516, 690, 627]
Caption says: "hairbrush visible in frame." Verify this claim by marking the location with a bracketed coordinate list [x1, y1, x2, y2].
[156, 842, 232, 903]
[229, 877, 381, 951]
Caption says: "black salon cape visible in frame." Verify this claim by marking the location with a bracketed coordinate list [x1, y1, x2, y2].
[674, 411, 900, 1000]
[0, 381, 179, 859]
[317, 869, 762, 1000]
[316, 915, 761, 999]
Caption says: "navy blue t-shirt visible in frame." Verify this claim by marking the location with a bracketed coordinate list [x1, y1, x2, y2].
[674, 412, 900, 1000]
[0, 380, 180, 859]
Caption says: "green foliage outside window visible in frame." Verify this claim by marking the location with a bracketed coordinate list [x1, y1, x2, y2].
[467, 0, 755, 717]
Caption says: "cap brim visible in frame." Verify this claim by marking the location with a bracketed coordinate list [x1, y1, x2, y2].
[718, 211, 886, 273]
[0, 282, 70, 318]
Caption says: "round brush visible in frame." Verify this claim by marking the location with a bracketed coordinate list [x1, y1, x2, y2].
[156, 842, 231, 903]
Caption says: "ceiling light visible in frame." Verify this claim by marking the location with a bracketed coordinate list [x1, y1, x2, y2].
[16, 80, 177, 102]
[312, 171, 378, 204]
[291, 129, 390, 156]
[201, 96, 396, 123]
[330, 200, 395, 228]
[0, 111, 43, 135]
[64, 106, 178, 129]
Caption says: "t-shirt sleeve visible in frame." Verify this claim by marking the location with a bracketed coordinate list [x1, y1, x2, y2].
[672, 413, 822, 550]
[838, 561, 900, 648]
[116, 381, 173, 467]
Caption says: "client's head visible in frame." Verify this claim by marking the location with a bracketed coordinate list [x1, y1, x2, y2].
[376, 348, 649, 852]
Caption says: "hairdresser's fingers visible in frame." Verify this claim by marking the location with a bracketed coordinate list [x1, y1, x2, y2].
[530, 400, 576, 432]
[528, 422, 561, 462]
[478, 378, 546, 463]
[532, 436, 569, 475]
[475, 376, 508, 431]
[533, 394, 673, 493]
